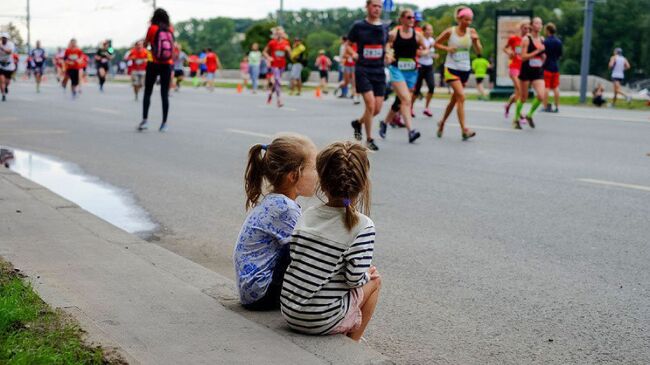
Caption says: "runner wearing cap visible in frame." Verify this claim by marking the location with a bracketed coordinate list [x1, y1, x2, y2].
[609, 47, 632, 107]
[348, 0, 389, 151]
[0, 33, 16, 101]
[434, 6, 481, 140]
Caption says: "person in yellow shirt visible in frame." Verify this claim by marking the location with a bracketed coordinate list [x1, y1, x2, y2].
[471, 53, 491, 100]
[289, 38, 306, 95]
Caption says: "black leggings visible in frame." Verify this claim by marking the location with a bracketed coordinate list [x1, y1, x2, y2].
[415, 64, 435, 96]
[142, 62, 171, 123]
[67, 69, 79, 87]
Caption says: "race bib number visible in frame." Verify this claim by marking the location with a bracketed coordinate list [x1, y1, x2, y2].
[515, 46, 522, 55]
[452, 51, 469, 63]
[68, 54, 78, 61]
[35, 57, 43, 62]
[397, 58, 416, 71]
[274, 50, 285, 57]
[529, 58, 543, 68]
[363, 45, 383, 60]
[135, 59, 144, 65]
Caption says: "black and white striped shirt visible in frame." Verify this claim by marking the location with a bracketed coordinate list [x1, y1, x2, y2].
[280, 205, 375, 335]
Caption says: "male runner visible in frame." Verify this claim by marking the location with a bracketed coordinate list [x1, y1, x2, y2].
[542, 23, 562, 112]
[30, 41, 47, 93]
[0, 33, 16, 102]
[348, 0, 389, 151]
[125, 40, 148, 100]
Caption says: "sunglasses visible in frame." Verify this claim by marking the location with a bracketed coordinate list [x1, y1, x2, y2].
[405, 16, 414, 20]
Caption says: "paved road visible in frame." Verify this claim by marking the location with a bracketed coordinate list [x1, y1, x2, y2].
[1, 80, 649, 364]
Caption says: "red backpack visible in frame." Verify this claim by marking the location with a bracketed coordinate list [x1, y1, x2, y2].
[152, 25, 174, 62]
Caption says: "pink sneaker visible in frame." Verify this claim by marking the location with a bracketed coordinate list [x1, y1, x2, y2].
[423, 108, 433, 117]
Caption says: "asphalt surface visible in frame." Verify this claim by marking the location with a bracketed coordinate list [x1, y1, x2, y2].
[1, 79, 649, 364]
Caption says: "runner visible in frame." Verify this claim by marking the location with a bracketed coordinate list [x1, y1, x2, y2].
[513, 16, 546, 129]
[173, 42, 187, 92]
[247, 43, 262, 93]
[471, 53, 490, 100]
[30, 40, 47, 93]
[434, 6, 481, 140]
[187, 53, 200, 87]
[263, 26, 291, 107]
[342, 42, 360, 104]
[54, 48, 65, 82]
[125, 40, 148, 100]
[289, 37, 306, 96]
[413, 23, 436, 117]
[138, 8, 175, 132]
[609, 48, 632, 107]
[348, 0, 389, 151]
[503, 20, 529, 118]
[542, 22, 562, 112]
[198, 48, 207, 84]
[203, 48, 220, 91]
[336, 36, 349, 97]
[25, 56, 34, 79]
[315, 49, 332, 94]
[95, 40, 113, 92]
[0, 33, 16, 102]
[63, 38, 84, 98]
[378, 8, 425, 143]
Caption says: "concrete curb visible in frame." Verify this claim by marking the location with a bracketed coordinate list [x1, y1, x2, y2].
[0, 169, 392, 365]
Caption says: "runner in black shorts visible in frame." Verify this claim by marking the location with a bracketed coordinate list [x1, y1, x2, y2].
[513, 17, 546, 129]
[95, 40, 113, 92]
[30, 41, 47, 93]
[348, 0, 389, 151]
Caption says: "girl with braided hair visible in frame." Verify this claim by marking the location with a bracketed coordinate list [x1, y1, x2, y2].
[281, 141, 381, 341]
[233, 134, 318, 310]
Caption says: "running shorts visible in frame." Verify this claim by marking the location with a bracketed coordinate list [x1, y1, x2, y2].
[206, 72, 216, 80]
[131, 71, 145, 86]
[97, 62, 110, 71]
[544, 71, 559, 89]
[444, 67, 471, 85]
[344, 66, 355, 74]
[290, 63, 303, 80]
[611, 77, 624, 83]
[319, 70, 328, 80]
[415, 64, 435, 95]
[33, 62, 45, 75]
[174, 69, 184, 78]
[355, 67, 386, 97]
[0, 70, 12, 78]
[190, 71, 197, 78]
[518, 66, 544, 82]
[388, 65, 417, 89]
[509, 67, 520, 78]
[476, 77, 485, 84]
[67, 69, 80, 86]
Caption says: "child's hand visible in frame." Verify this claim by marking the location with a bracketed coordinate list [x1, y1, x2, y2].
[368, 266, 380, 280]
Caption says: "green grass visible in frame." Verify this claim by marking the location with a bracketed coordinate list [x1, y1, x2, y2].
[0, 259, 121, 365]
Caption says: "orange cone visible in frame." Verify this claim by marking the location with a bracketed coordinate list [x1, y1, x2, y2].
[236, 83, 243, 93]
[315, 87, 322, 99]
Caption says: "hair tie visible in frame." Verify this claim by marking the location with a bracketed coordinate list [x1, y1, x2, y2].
[343, 198, 352, 207]
[261, 144, 268, 151]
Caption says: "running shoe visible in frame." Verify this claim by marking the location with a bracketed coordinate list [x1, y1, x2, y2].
[353, 95, 361, 105]
[525, 116, 535, 129]
[379, 121, 387, 139]
[366, 139, 379, 151]
[351, 120, 362, 141]
[1, 95, 5, 102]
[552, 107, 559, 113]
[504, 104, 510, 118]
[137, 120, 148, 131]
[512, 119, 522, 130]
[159, 122, 168, 132]
[436, 122, 444, 138]
[423, 108, 433, 117]
[462, 129, 476, 141]
[408, 129, 421, 143]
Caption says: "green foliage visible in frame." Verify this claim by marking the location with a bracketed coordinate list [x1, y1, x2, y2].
[305, 30, 340, 66]
[0, 261, 109, 365]
[175, 17, 247, 68]
[1, 23, 25, 52]
[241, 21, 277, 53]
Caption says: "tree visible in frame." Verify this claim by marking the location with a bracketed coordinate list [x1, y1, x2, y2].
[1, 23, 24, 52]
[241, 21, 276, 53]
[305, 30, 339, 66]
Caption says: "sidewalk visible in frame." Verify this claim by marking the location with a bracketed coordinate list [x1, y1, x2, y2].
[0, 169, 391, 365]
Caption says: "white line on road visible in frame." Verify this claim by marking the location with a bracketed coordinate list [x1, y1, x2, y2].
[225, 128, 273, 138]
[92, 107, 121, 115]
[578, 178, 650, 192]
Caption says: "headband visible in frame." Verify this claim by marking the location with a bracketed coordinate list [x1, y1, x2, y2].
[458, 8, 474, 19]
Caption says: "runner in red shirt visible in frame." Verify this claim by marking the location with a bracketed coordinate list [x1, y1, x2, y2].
[263, 26, 291, 107]
[188, 54, 200, 86]
[314, 50, 332, 94]
[63, 38, 84, 98]
[202, 48, 221, 91]
[54, 48, 65, 82]
[125, 40, 149, 100]
[139, 8, 175, 132]
[503, 20, 529, 118]
[338, 42, 359, 104]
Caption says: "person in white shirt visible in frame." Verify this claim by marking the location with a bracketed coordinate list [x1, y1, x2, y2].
[281, 141, 381, 341]
[608, 48, 632, 106]
[0, 32, 16, 102]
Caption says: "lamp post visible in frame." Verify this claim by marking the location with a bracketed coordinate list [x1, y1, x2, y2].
[579, 0, 595, 104]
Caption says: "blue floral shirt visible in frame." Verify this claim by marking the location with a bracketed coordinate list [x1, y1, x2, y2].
[233, 194, 301, 305]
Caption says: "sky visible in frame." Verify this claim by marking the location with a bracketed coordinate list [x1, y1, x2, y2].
[3, 0, 478, 49]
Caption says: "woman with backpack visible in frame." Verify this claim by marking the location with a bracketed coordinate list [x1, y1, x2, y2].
[138, 8, 174, 132]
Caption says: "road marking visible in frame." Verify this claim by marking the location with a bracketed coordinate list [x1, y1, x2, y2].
[445, 123, 520, 133]
[0, 129, 68, 136]
[578, 178, 650, 192]
[225, 128, 273, 138]
[92, 107, 121, 115]
[256, 105, 297, 112]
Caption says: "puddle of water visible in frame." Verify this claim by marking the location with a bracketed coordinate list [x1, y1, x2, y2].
[4, 148, 157, 234]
